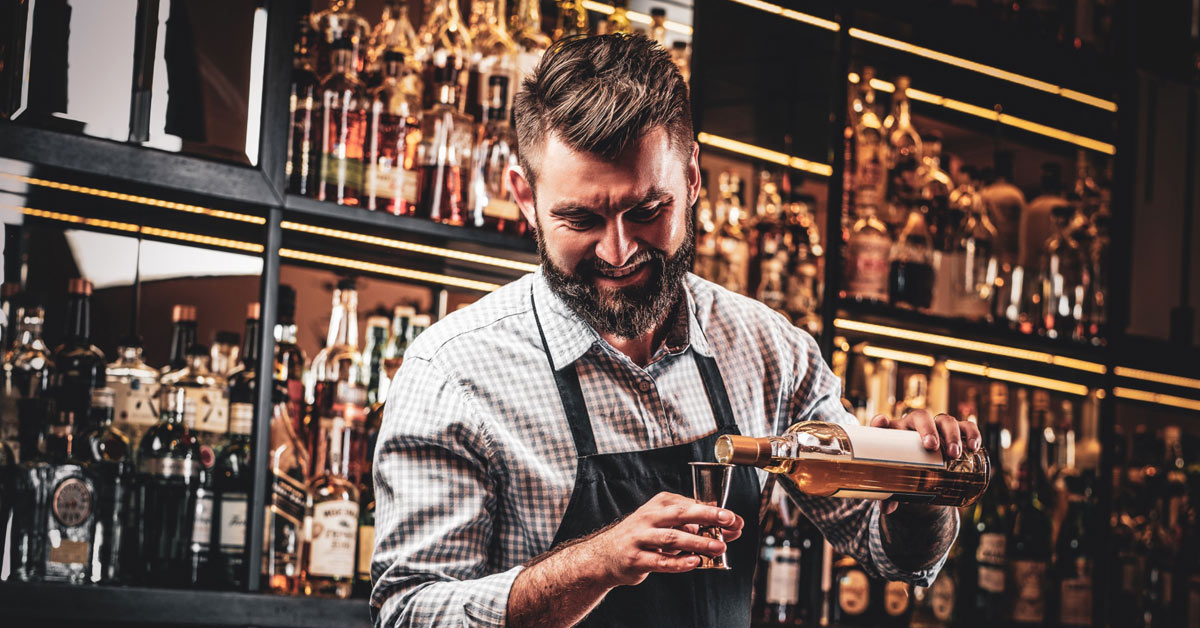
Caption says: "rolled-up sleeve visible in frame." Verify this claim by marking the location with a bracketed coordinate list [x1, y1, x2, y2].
[786, 330, 954, 587]
[371, 356, 519, 627]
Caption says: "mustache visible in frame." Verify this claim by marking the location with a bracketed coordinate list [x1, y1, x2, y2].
[576, 250, 663, 277]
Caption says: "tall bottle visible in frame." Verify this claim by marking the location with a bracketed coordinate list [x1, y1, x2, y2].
[1054, 473, 1094, 627]
[553, 0, 589, 40]
[470, 76, 525, 235]
[416, 0, 473, 111]
[51, 278, 107, 425]
[1037, 203, 1088, 340]
[362, 313, 390, 407]
[318, 39, 368, 207]
[160, 343, 230, 461]
[670, 41, 691, 84]
[946, 176, 999, 320]
[970, 382, 1010, 624]
[134, 388, 203, 586]
[381, 305, 417, 400]
[4, 305, 55, 461]
[106, 336, 159, 447]
[980, 151, 1026, 271]
[849, 67, 888, 221]
[263, 386, 310, 595]
[843, 203, 893, 302]
[416, 59, 475, 226]
[308, 280, 367, 475]
[647, 7, 668, 46]
[783, 196, 823, 335]
[510, 0, 552, 85]
[288, 14, 322, 198]
[751, 171, 787, 309]
[355, 473, 376, 598]
[468, 0, 518, 121]
[228, 304, 261, 426]
[311, 0, 371, 79]
[716, 421, 989, 508]
[883, 76, 923, 231]
[365, 0, 420, 89]
[164, 304, 198, 374]
[211, 388, 253, 590]
[715, 173, 751, 294]
[37, 404, 102, 584]
[79, 387, 131, 584]
[1007, 391, 1052, 626]
[365, 49, 423, 215]
[754, 485, 822, 625]
[888, 206, 935, 309]
[304, 410, 360, 598]
[0, 281, 18, 355]
[274, 285, 307, 443]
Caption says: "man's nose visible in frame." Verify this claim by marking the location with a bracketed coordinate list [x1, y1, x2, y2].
[595, 219, 638, 267]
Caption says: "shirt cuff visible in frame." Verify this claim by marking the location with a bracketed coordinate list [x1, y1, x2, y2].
[376, 565, 525, 628]
[867, 502, 955, 587]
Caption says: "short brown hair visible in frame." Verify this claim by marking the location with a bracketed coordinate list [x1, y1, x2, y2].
[513, 34, 693, 191]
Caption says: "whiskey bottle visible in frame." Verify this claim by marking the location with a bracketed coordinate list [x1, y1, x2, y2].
[888, 206, 935, 310]
[308, 280, 367, 475]
[467, 0, 518, 124]
[274, 285, 307, 443]
[970, 382, 1010, 624]
[51, 278, 107, 424]
[881, 579, 914, 626]
[754, 485, 819, 625]
[228, 304, 261, 422]
[843, 203, 893, 302]
[750, 170, 786, 307]
[3, 305, 55, 461]
[365, 49, 423, 215]
[883, 76, 923, 231]
[311, 0, 371, 79]
[415, 0, 473, 111]
[1036, 203, 1087, 340]
[715, 173, 751, 294]
[470, 76, 525, 235]
[288, 14, 322, 198]
[211, 391, 253, 590]
[552, 0, 589, 40]
[1053, 474, 1094, 627]
[106, 336, 160, 447]
[365, 0, 420, 90]
[510, 0, 551, 84]
[830, 554, 875, 625]
[160, 344, 230, 461]
[648, 7, 668, 46]
[1007, 393, 1052, 626]
[135, 388, 203, 587]
[79, 387, 131, 584]
[163, 304, 198, 374]
[416, 63, 475, 226]
[694, 187, 719, 282]
[849, 67, 888, 219]
[304, 413, 360, 598]
[783, 196, 823, 335]
[716, 421, 989, 508]
[318, 39, 368, 207]
[263, 387, 310, 595]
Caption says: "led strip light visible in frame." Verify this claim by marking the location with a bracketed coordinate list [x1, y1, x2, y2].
[0, 173, 265, 224]
[696, 133, 833, 177]
[858, 344, 1087, 395]
[721, 0, 1117, 113]
[580, 1, 693, 35]
[280, 249, 502, 292]
[1113, 387, 1200, 412]
[281, 222, 539, 273]
[18, 207, 265, 253]
[861, 345, 936, 367]
[1114, 366, 1200, 392]
[848, 74, 1115, 155]
[833, 318, 1107, 374]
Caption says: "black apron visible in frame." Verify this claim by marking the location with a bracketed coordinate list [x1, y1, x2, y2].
[533, 292, 761, 627]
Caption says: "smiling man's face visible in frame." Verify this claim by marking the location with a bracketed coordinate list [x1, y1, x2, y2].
[514, 127, 701, 339]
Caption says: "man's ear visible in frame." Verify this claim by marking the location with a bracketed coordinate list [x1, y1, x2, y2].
[508, 164, 537, 232]
[687, 141, 701, 206]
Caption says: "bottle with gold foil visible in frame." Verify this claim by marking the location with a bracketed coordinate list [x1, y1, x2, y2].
[716, 421, 989, 508]
[511, 0, 552, 84]
[553, 0, 589, 40]
[304, 411, 360, 599]
[365, 49, 423, 215]
[318, 38, 368, 207]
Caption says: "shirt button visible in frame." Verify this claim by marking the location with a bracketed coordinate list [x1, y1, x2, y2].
[638, 381, 652, 392]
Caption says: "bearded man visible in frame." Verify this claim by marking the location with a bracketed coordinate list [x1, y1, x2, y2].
[370, 34, 974, 628]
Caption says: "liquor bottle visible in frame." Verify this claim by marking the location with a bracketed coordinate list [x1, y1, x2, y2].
[1020, 163, 1069, 271]
[228, 304, 261, 426]
[365, 0, 420, 89]
[263, 386, 310, 595]
[467, 0, 518, 122]
[843, 202, 893, 302]
[695, 187, 719, 282]
[354, 480, 376, 598]
[918, 131, 954, 250]
[1037, 203, 1088, 340]
[947, 175, 999, 320]
[308, 280, 367, 475]
[553, 0, 589, 40]
[830, 554, 876, 625]
[751, 171, 787, 309]
[783, 197, 823, 335]
[1085, 204, 1109, 342]
[510, 0, 552, 84]
[106, 336, 161, 447]
[754, 486, 806, 625]
[160, 344, 230, 461]
[134, 388, 203, 586]
[210, 331, 240, 378]
[5, 305, 55, 462]
[1054, 473, 1094, 627]
[716, 421, 990, 507]
[604, 0, 634, 34]
[79, 387, 131, 584]
[362, 313, 390, 407]
[671, 41, 691, 83]
[304, 412, 360, 599]
[880, 579, 914, 626]
[883, 76, 923, 231]
[381, 305, 417, 398]
[416, 62, 475, 226]
[318, 39, 368, 207]
[470, 76, 524, 235]
[311, 0, 371, 79]
[715, 173, 751, 295]
[913, 531, 966, 627]
[274, 285, 307, 442]
[0, 281, 18, 354]
[211, 391, 253, 590]
[970, 382, 1010, 625]
[163, 304, 198, 374]
[888, 206, 935, 309]
[893, 373, 929, 421]
[1007, 393, 1053, 626]
[37, 405, 102, 584]
[648, 7, 668, 46]
[51, 278, 107, 426]
[288, 14, 322, 198]
[416, 0, 473, 111]
[364, 49, 423, 215]
[849, 67, 888, 220]
[980, 151, 1026, 270]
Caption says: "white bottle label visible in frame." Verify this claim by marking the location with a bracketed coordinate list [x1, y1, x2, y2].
[307, 501, 359, 578]
[357, 524, 375, 579]
[765, 545, 801, 605]
[109, 377, 159, 427]
[839, 423, 946, 468]
[930, 573, 956, 621]
[219, 495, 248, 550]
[188, 387, 229, 434]
[976, 532, 1006, 593]
[191, 491, 213, 550]
[1010, 560, 1047, 622]
[229, 403, 254, 436]
[838, 569, 870, 615]
[885, 581, 910, 616]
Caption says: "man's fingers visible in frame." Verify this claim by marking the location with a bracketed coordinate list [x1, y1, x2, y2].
[869, 414, 890, 428]
[650, 503, 738, 529]
[721, 526, 743, 543]
[935, 413, 964, 458]
[641, 552, 702, 573]
[959, 420, 983, 451]
[640, 527, 726, 556]
[903, 408, 941, 450]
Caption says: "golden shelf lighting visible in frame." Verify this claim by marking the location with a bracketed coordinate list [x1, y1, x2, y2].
[1113, 366, 1200, 392]
[833, 318, 1107, 374]
[722, 0, 1117, 113]
[281, 222, 539, 273]
[16, 207, 265, 253]
[1113, 387, 1200, 413]
[696, 133, 833, 177]
[279, 249, 502, 293]
[858, 344, 1088, 396]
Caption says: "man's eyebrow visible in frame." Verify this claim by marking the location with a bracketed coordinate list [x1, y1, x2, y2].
[546, 187, 675, 216]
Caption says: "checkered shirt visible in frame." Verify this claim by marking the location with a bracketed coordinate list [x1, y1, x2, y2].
[371, 269, 952, 627]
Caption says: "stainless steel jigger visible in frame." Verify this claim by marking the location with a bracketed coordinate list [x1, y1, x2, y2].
[689, 462, 733, 570]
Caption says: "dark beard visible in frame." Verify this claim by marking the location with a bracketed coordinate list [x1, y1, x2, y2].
[538, 225, 694, 339]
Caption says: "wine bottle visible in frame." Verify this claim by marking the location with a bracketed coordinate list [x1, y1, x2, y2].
[1007, 391, 1052, 626]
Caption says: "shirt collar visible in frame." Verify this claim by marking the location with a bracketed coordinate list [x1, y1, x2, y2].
[531, 268, 714, 371]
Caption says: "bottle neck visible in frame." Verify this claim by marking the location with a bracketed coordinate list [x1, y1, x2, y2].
[517, 0, 541, 27]
[45, 416, 78, 462]
[275, 316, 298, 344]
[64, 294, 92, 343]
[331, 49, 355, 76]
[242, 317, 262, 365]
[326, 290, 359, 349]
[168, 323, 197, 368]
[325, 417, 349, 477]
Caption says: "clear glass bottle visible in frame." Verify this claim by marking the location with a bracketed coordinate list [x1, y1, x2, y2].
[416, 64, 475, 226]
[311, 0, 371, 79]
[468, 0, 519, 123]
[263, 387, 310, 595]
[308, 280, 367, 476]
[783, 197, 823, 335]
[647, 7, 668, 45]
[850, 67, 888, 220]
[4, 305, 55, 461]
[1037, 203, 1087, 340]
[210, 331, 240, 378]
[715, 173, 751, 294]
[318, 39, 368, 207]
[946, 178, 999, 320]
[365, 49, 423, 215]
[887, 207, 934, 310]
[470, 76, 525, 235]
[163, 304, 198, 374]
[843, 204, 893, 302]
[883, 76, 923, 231]
[160, 344, 230, 462]
[511, 0, 552, 83]
[288, 14, 322, 198]
[211, 390, 253, 590]
[381, 305, 416, 398]
[980, 150, 1026, 271]
[751, 170, 786, 305]
[553, 0, 590, 40]
[79, 387, 131, 584]
[416, 0, 473, 111]
[274, 285, 307, 443]
[365, 0, 420, 89]
[716, 421, 989, 508]
[304, 412, 360, 599]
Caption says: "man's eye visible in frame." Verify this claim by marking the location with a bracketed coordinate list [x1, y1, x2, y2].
[563, 215, 599, 229]
[628, 205, 665, 222]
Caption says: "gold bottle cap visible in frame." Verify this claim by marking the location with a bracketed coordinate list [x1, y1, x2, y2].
[715, 434, 768, 465]
[173, 304, 197, 323]
[247, 302, 261, 320]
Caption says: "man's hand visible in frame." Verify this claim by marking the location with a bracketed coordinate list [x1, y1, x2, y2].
[507, 492, 744, 628]
[869, 408, 982, 514]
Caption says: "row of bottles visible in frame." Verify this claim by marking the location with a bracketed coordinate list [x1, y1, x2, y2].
[0, 277, 432, 601]
[693, 170, 824, 336]
[843, 68, 1110, 344]
[288, 0, 691, 233]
